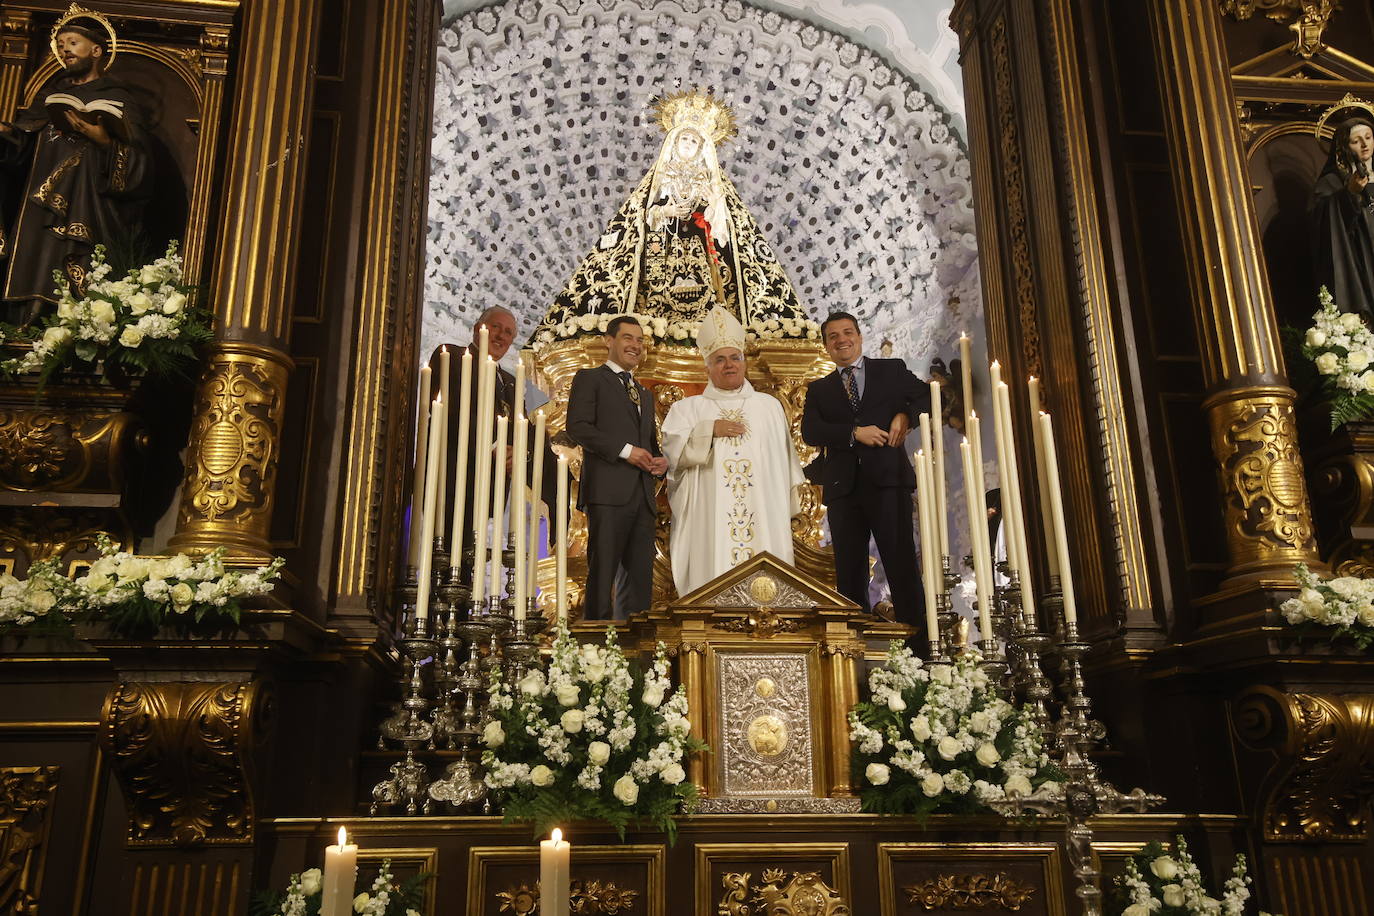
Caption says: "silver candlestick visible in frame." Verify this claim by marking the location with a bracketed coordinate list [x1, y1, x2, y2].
[371, 608, 437, 815]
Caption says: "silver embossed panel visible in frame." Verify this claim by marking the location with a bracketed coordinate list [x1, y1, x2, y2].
[715, 651, 815, 797]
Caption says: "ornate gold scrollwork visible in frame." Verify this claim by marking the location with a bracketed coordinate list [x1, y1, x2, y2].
[0, 406, 140, 492]
[1206, 390, 1319, 576]
[0, 507, 124, 566]
[101, 679, 270, 847]
[719, 870, 850, 916]
[904, 872, 1037, 911]
[497, 879, 638, 915]
[1232, 685, 1374, 841]
[1219, 0, 1337, 58]
[170, 344, 290, 559]
[0, 766, 58, 914]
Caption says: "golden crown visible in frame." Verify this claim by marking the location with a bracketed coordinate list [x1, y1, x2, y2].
[50, 4, 119, 70]
[653, 90, 737, 144]
[1315, 92, 1374, 139]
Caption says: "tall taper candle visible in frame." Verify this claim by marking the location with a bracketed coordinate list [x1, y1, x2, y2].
[987, 374, 1017, 578]
[1027, 376, 1061, 578]
[556, 454, 568, 621]
[406, 366, 431, 568]
[961, 438, 993, 640]
[996, 381, 1035, 620]
[320, 826, 358, 916]
[512, 411, 528, 619]
[435, 347, 451, 532]
[915, 449, 940, 642]
[527, 409, 546, 599]
[930, 379, 950, 559]
[414, 395, 446, 621]
[959, 333, 973, 421]
[449, 349, 473, 560]
[1039, 411, 1077, 624]
[489, 415, 509, 602]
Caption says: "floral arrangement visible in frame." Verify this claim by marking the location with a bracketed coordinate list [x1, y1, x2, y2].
[1, 242, 212, 387]
[249, 859, 427, 916]
[1279, 563, 1374, 649]
[481, 624, 706, 839]
[533, 311, 820, 349]
[1112, 836, 1271, 916]
[0, 535, 284, 639]
[848, 643, 1060, 816]
[1301, 288, 1374, 429]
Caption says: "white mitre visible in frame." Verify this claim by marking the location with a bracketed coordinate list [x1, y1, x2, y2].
[696, 306, 746, 359]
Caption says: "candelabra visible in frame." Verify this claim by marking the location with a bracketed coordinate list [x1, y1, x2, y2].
[929, 556, 962, 661]
[429, 566, 497, 811]
[370, 603, 437, 815]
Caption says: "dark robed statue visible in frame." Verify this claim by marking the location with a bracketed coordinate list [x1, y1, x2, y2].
[1310, 93, 1374, 319]
[0, 5, 151, 323]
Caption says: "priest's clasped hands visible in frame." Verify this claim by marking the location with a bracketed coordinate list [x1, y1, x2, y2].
[854, 412, 910, 448]
[627, 445, 668, 477]
[713, 418, 747, 439]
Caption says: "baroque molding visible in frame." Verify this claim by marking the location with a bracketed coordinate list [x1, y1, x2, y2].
[1232, 686, 1374, 841]
[0, 766, 58, 915]
[497, 878, 638, 914]
[904, 871, 1037, 910]
[719, 870, 850, 916]
[1218, 0, 1337, 58]
[101, 679, 270, 847]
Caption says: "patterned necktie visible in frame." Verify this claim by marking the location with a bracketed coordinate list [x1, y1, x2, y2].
[842, 366, 860, 413]
[621, 371, 641, 414]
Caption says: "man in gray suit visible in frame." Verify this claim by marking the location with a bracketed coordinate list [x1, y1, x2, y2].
[566, 316, 667, 620]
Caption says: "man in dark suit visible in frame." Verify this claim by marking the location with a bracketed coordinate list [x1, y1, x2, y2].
[801, 312, 928, 629]
[566, 316, 667, 620]
[428, 306, 559, 566]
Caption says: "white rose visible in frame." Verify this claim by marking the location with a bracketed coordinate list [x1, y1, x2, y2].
[1004, 775, 1032, 797]
[119, 326, 145, 348]
[1306, 327, 1327, 348]
[1341, 312, 1364, 332]
[299, 868, 323, 896]
[41, 326, 72, 348]
[582, 659, 606, 682]
[1122, 905, 1150, 916]
[642, 682, 665, 707]
[920, 772, 944, 796]
[588, 740, 610, 765]
[518, 670, 545, 696]
[91, 301, 116, 325]
[612, 773, 640, 805]
[169, 582, 195, 608]
[1349, 350, 1373, 372]
[975, 743, 1000, 767]
[937, 736, 961, 760]
[1150, 856, 1179, 880]
[865, 763, 890, 785]
[530, 764, 554, 787]
[911, 717, 931, 742]
[1315, 351, 1341, 375]
[929, 665, 953, 685]
[886, 693, 906, 712]
[57, 298, 75, 319]
[555, 682, 580, 707]
[162, 291, 187, 315]
[28, 589, 56, 612]
[482, 720, 505, 747]
[1358, 605, 1374, 626]
[1161, 884, 1185, 907]
[353, 894, 370, 913]
[560, 709, 585, 733]
[128, 292, 153, 315]
[660, 762, 686, 785]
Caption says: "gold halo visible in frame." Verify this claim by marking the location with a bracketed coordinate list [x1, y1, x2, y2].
[1315, 92, 1374, 140]
[652, 89, 737, 145]
[50, 4, 118, 72]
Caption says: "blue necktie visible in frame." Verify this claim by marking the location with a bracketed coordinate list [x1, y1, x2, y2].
[842, 366, 860, 413]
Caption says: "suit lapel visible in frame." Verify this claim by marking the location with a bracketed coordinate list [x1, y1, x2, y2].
[604, 364, 641, 427]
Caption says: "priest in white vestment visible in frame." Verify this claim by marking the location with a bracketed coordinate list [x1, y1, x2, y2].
[662, 307, 806, 595]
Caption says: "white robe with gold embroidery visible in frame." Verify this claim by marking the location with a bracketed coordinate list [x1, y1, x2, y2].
[662, 380, 805, 596]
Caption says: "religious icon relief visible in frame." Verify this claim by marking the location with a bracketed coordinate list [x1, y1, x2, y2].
[715, 652, 815, 797]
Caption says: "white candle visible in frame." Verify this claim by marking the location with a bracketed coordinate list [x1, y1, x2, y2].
[930, 379, 949, 560]
[915, 448, 939, 643]
[996, 381, 1035, 622]
[489, 415, 509, 602]
[406, 366, 431, 568]
[962, 438, 993, 641]
[527, 409, 546, 600]
[512, 411, 528, 620]
[556, 455, 568, 622]
[320, 826, 357, 916]
[434, 348, 451, 541]
[449, 349, 473, 561]
[988, 376, 1017, 579]
[540, 828, 571, 916]
[959, 333, 973, 422]
[1028, 376, 1061, 579]
[1039, 411, 1078, 625]
[414, 395, 446, 622]
[471, 335, 493, 603]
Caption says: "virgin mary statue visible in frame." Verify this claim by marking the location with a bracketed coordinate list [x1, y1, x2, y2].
[542, 91, 809, 334]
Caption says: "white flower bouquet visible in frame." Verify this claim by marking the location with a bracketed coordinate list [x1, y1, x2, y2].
[532, 312, 821, 350]
[1112, 836, 1272, 916]
[481, 624, 706, 839]
[1279, 563, 1374, 650]
[249, 859, 427, 916]
[0, 558, 72, 633]
[1300, 288, 1374, 430]
[848, 643, 1060, 816]
[1, 241, 212, 387]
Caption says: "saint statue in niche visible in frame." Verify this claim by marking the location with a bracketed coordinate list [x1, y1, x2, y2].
[1310, 93, 1374, 320]
[542, 90, 810, 336]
